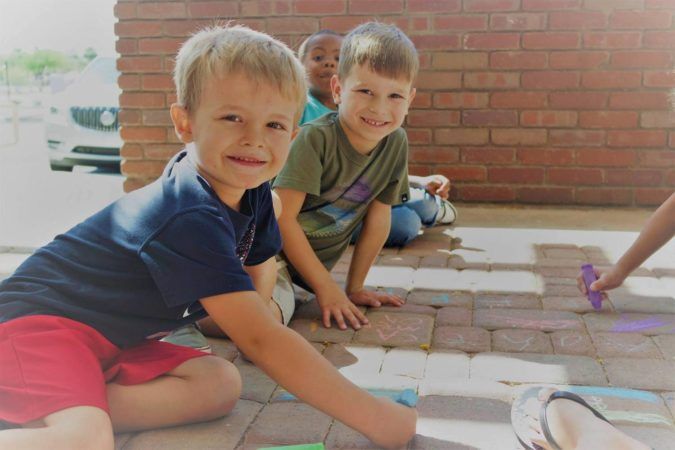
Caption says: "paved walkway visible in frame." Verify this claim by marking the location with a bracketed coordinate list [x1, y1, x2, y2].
[2, 205, 674, 449]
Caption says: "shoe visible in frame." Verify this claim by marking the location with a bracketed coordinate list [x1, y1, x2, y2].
[435, 198, 457, 225]
[161, 323, 212, 353]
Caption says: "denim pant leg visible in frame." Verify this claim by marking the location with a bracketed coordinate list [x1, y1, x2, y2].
[402, 187, 439, 226]
[350, 204, 422, 247]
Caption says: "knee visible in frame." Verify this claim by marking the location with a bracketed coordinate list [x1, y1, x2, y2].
[387, 208, 422, 247]
[194, 356, 242, 418]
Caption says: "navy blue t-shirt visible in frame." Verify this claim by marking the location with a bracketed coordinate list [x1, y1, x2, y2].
[0, 150, 282, 348]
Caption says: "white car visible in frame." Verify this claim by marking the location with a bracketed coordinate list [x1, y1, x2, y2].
[45, 57, 122, 171]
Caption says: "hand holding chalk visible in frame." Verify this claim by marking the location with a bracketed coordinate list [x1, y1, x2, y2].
[581, 264, 603, 310]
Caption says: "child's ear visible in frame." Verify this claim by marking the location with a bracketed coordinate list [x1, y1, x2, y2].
[330, 74, 342, 105]
[170, 103, 193, 143]
[291, 127, 300, 140]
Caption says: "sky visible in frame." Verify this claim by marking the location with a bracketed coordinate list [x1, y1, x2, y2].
[0, 0, 117, 56]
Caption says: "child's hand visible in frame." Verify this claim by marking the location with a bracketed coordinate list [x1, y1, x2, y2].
[315, 282, 369, 330]
[576, 265, 627, 295]
[420, 174, 451, 199]
[348, 288, 405, 308]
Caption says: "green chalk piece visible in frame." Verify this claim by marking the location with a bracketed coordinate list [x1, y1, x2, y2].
[259, 444, 325, 450]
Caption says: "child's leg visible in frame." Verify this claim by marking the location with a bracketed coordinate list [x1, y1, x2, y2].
[0, 406, 114, 450]
[387, 205, 423, 247]
[403, 186, 440, 227]
[107, 355, 241, 432]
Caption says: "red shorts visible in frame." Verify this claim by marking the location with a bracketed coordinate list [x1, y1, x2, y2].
[0, 315, 208, 425]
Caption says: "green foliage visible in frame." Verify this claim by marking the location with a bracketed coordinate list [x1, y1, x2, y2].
[83, 47, 97, 62]
[0, 49, 89, 86]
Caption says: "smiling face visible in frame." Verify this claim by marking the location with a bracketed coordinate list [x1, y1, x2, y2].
[302, 33, 343, 104]
[171, 72, 298, 208]
[331, 64, 415, 154]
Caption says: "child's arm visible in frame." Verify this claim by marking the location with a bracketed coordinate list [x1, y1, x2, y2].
[409, 174, 451, 199]
[579, 193, 675, 293]
[201, 292, 417, 449]
[275, 187, 368, 330]
[347, 199, 405, 307]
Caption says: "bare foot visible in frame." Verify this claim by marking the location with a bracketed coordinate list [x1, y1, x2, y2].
[523, 388, 650, 450]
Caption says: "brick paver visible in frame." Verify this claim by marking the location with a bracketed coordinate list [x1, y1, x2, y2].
[492, 329, 553, 354]
[542, 295, 612, 313]
[592, 332, 662, 359]
[474, 308, 583, 332]
[433, 326, 491, 353]
[436, 307, 472, 326]
[407, 289, 473, 307]
[474, 293, 540, 310]
[654, 335, 675, 359]
[550, 330, 596, 356]
[354, 312, 433, 347]
[604, 358, 675, 390]
[289, 318, 355, 344]
[584, 313, 675, 335]
[242, 403, 332, 447]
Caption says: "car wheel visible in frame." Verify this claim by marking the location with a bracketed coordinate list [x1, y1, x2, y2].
[49, 162, 74, 172]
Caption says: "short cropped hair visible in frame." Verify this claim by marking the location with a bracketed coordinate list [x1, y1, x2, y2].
[297, 29, 342, 62]
[173, 25, 307, 120]
[338, 22, 419, 82]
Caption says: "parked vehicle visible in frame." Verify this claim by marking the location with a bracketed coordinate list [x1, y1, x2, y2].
[45, 57, 122, 172]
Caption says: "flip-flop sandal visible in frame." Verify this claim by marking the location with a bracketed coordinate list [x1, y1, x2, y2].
[511, 387, 612, 450]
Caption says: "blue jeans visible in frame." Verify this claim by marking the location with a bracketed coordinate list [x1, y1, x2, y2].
[352, 187, 439, 247]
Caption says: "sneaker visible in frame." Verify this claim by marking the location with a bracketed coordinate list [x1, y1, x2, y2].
[435, 198, 458, 225]
[162, 323, 212, 353]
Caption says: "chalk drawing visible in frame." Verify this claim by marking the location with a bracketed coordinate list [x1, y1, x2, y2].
[375, 314, 423, 343]
[431, 293, 450, 305]
[567, 386, 660, 403]
[558, 334, 582, 348]
[501, 334, 535, 351]
[611, 316, 671, 333]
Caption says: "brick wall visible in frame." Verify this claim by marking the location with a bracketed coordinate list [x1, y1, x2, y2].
[114, 0, 675, 206]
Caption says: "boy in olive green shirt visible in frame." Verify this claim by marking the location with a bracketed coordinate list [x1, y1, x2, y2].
[273, 22, 418, 330]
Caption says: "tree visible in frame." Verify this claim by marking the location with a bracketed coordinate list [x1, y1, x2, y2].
[83, 47, 97, 62]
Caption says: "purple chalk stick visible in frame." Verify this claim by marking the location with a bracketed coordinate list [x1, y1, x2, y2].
[581, 264, 602, 310]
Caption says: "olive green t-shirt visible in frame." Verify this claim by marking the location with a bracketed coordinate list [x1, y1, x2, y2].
[273, 112, 410, 278]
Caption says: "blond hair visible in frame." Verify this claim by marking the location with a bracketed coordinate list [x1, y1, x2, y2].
[338, 22, 418, 82]
[174, 25, 307, 120]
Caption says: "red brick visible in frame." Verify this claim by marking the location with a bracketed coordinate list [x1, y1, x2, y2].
[118, 110, 141, 126]
[115, 21, 163, 38]
[118, 74, 140, 90]
[116, 39, 137, 56]
[141, 74, 174, 91]
[518, 148, 574, 165]
[137, 2, 185, 19]
[548, 168, 604, 185]
[240, 1, 292, 16]
[463, 110, 517, 126]
[517, 187, 575, 203]
[461, 147, 516, 164]
[611, 10, 673, 29]
[456, 185, 516, 202]
[410, 92, 432, 109]
[576, 148, 636, 167]
[123, 177, 150, 193]
[142, 110, 172, 126]
[411, 34, 461, 50]
[349, 0, 403, 13]
[492, 129, 548, 146]
[407, 110, 460, 127]
[144, 144, 182, 160]
[438, 166, 487, 181]
[606, 169, 663, 186]
[579, 111, 638, 128]
[549, 130, 605, 146]
[584, 0, 643, 8]
[434, 14, 487, 31]
[120, 143, 143, 159]
[114, 3, 137, 19]
[120, 126, 167, 143]
[188, 1, 238, 18]
[639, 150, 675, 167]
[644, 31, 675, 49]
[490, 51, 548, 69]
[433, 92, 489, 109]
[522, 0, 581, 10]
[433, 52, 488, 69]
[608, 130, 667, 148]
[409, 146, 459, 163]
[550, 11, 607, 29]
[465, 33, 520, 49]
[162, 19, 212, 37]
[581, 71, 642, 89]
[435, 128, 489, 145]
[411, 17, 430, 31]
[576, 188, 632, 205]
[121, 160, 167, 178]
[644, 71, 675, 87]
[667, 169, 675, 186]
[641, 111, 675, 128]
[117, 56, 162, 73]
[549, 51, 608, 69]
[408, 0, 461, 12]
[119, 92, 165, 109]
[549, 91, 607, 109]
[610, 92, 671, 110]
[490, 13, 547, 30]
[406, 129, 432, 145]
[464, 72, 520, 89]
[491, 92, 547, 109]
[522, 71, 580, 89]
[416, 71, 462, 89]
[521, 110, 578, 127]
[320, 16, 368, 33]
[523, 32, 580, 49]
[489, 167, 545, 184]
[583, 31, 641, 49]
[266, 17, 317, 34]
[612, 51, 674, 69]
[138, 38, 183, 55]
[636, 188, 674, 205]
[671, 132, 675, 148]
[464, 0, 519, 11]
[646, 0, 675, 8]
[294, 0, 345, 14]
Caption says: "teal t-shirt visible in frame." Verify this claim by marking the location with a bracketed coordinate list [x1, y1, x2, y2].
[299, 93, 333, 125]
[273, 112, 409, 274]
